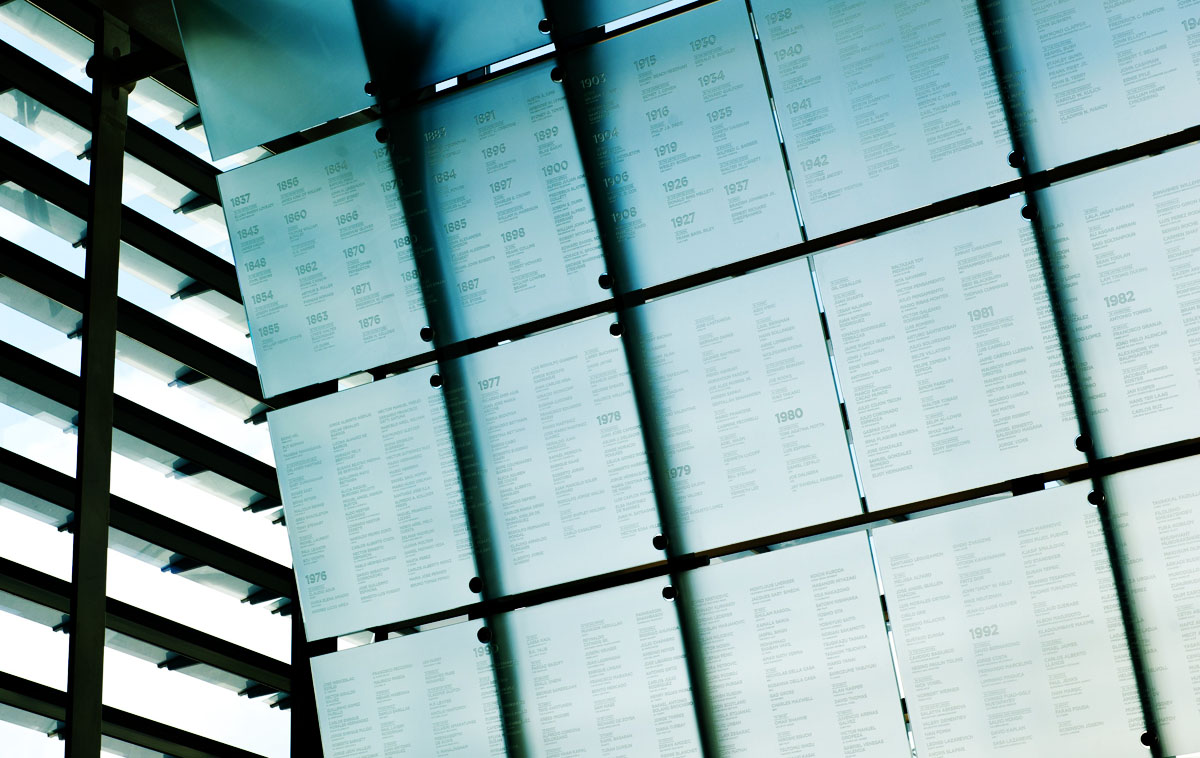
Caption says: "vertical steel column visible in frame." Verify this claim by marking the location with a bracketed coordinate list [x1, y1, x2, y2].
[65, 12, 129, 758]
[290, 583, 330, 758]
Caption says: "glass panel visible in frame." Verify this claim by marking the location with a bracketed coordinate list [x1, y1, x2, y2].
[0, 1, 92, 90]
[447, 316, 662, 597]
[565, 0, 801, 290]
[1106, 457, 1200, 757]
[268, 367, 477, 640]
[0, 610, 68, 691]
[102, 646, 289, 758]
[0, 279, 264, 455]
[355, 0, 546, 88]
[0, 183, 254, 363]
[0, 719, 62, 757]
[0, 88, 90, 164]
[0, 85, 235, 266]
[986, 0, 1200, 170]
[0, 114, 87, 186]
[0, 390, 76, 476]
[0, 477, 70, 530]
[872, 483, 1144, 756]
[413, 60, 608, 344]
[106, 546, 290, 661]
[494, 578, 703, 757]
[122, 153, 233, 263]
[813, 198, 1081, 508]
[1039, 147, 1200, 458]
[0, 460, 287, 658]
[0, 505, 71, 581]
[126, 76, 270, 171]
[172, 0, 374, 160]
[680, 533, 908, 756]
[752, 0, 1015, 237]
[0, 277, 263, 465]
[101, 735, 173, 758]
[627, 260, 859, 553]
[0, 299, 80, 372]
[108, 453, 291, 565]
[0, 182, 87, 249]
[112, 348, 273, 464]
[310, 621, 505, 756]
[114, 264, 254, 364]
[218, 122, 429, 397]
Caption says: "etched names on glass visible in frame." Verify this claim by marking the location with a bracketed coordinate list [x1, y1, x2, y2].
[874, 484, 1145, 757]
[1107, 458, 1200, 757]
[310, 623, 505, 757]
[1040, 147, 1200, 457]
[416, 61, 608, 343]
[752, 0, 1015, 236]
[447, 317, 661, 596]
[988, 0, 1200, 169]
[681, 533, 909, 756]
[566, 0, 801, 290]
[814, 199, 1081, 509]
[268, 367, 476, 640]
[495, 579, 703, 757]
[220, 123, 427, 397]
[629, 261, 859, 552]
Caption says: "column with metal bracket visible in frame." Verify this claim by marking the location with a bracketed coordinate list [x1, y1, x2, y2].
[65, 11, 129, 758]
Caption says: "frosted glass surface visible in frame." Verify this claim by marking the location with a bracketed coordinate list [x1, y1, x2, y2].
[447, 317, 662, 597]
[545, 0, 662, 35]
[873, 484, 1145, 757]
[681, 533, 909, 757]
[310, 623, 505, 757]
[173, 0, 373, 160]
[752, 0, 1015, 237]
[814, 199, 1082, 509]
[268, 367, 477, 640]
[219, 123, 428, 397]
[566, 0, 800, 290]
[1106, 458, 1200, 757]
[628, 261, 859, 553]
[415, 62, 608, 343]
[1039, 147, 1200, 457]
[987, 0, 1200, 170]
[495, 579, 702, 757]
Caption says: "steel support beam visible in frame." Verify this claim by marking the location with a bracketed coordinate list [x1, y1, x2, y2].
[0, 671, 268, 758]
[0, 234, 262, 402]
[0, 556, 291, 694]
[65, 13, 127, 757]
[291, 579, 332, 758]
[0, 135, 242, 304]
[0, 39, 219, 203]
[0, 233, 262, 402]
[28, 0, 199, 103]
[0, 446, 293, 599]
[0, 340, 279, 502]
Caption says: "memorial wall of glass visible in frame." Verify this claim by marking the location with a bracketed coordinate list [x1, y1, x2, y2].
[6, 0, 1200, 756]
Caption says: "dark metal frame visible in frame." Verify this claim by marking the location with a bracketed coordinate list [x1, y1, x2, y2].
[0, 671, 269, 758]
